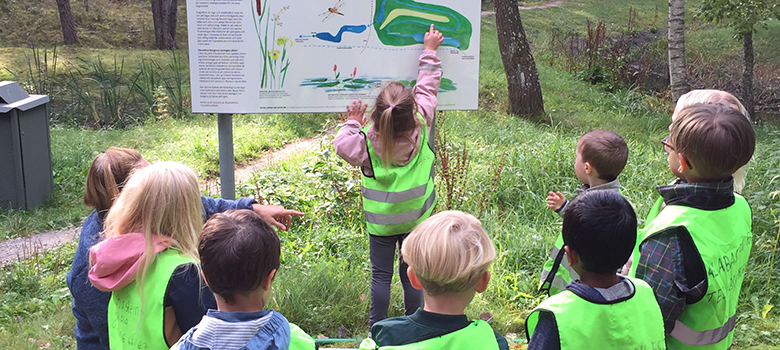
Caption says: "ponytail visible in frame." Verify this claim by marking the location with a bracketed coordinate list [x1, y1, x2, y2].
[370, 82, 419, 168]
[377, 106, 397, 167]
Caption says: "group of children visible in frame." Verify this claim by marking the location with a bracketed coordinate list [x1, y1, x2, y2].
[64, 23, 756, 350]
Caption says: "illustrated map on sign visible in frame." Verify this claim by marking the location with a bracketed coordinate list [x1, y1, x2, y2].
[187, 0, 480, 113]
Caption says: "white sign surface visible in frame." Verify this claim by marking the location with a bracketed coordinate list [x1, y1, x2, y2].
[186, 0, 480, 113]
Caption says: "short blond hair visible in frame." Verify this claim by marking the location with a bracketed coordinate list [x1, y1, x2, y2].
[401, 211, 496, 295]
[103, 161, 203, 289]
[671, 104, 755, 180]
[673, 89, 750, 121]
[673, 90, 751, 191]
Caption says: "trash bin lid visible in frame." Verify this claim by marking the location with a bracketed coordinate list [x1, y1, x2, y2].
[0, 81, 50, 113]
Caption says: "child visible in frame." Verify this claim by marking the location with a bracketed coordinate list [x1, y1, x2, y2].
[359, 211, 509, 350]
[172, 210, 315, 350]
[526, 191, 665, 350]
[629, 104, 755, 349]
[539, 129, 628, 296]
[672, 89, 750, 192]
[334, 24, 443, 327]
[621, 90, 751, 275]
[67, 149, 302, 350]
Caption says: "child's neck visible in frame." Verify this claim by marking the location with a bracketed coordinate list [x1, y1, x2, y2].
[421, 292, 472, 315]
[216, 294, 267, 313]
[577, 270, 622, 289]
[681, 173, 728, 184]
[585, 176, 609, 188]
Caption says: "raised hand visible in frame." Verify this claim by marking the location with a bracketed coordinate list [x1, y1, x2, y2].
[346, 99, 367, 125]
[546, 191, 566, 211]
[424, 24, 444, 51]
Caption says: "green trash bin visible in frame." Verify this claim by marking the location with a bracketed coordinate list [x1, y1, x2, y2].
[0, 81, 53, 210]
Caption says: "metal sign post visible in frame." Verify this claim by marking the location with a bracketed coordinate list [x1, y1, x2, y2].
[217, 113, 235, 199]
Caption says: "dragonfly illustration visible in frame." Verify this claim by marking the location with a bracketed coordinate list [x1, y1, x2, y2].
[319, 0, 345, 22]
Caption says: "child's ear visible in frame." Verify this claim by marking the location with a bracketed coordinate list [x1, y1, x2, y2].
[475, 271, 491, 294]
[262, 269, 277, 291]
[406, 266, 424, 291]
[677, 152, 692, 172]
[564, 245, 578, 267]
[583, 161, 593, 175]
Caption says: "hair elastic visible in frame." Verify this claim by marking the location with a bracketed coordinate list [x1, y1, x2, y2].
[389, 104, 395, 109]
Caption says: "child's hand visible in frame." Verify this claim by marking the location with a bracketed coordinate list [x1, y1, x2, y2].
[424, 24, 443, 51]
[547, 191, 566, 211]
[252, 204, 304, 231]
[345, 99, 367, 125]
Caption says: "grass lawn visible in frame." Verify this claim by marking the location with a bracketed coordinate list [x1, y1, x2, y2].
[1, 0, 780, 349]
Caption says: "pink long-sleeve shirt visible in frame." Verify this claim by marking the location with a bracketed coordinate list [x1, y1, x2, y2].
[334, 50, 442, 175]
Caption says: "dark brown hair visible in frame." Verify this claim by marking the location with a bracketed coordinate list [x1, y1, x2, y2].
[199, 210, 281, 304]
[671, 104, 755, 179]
[371, 81, 420, 167]
[83, 148, 145, 213]
[578, 129, 628, 182]
[563, 191, 637, 274]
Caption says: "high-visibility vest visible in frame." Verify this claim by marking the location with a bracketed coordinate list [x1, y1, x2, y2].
[538, 233, 579, 296]
[358, 320, 499, 350]
[527, 277, 666, 350]
[630, 194, 752, 349]
[108, 249, 195, 350]
[361, 115, 436, 236]
[289, 323, 316, 350]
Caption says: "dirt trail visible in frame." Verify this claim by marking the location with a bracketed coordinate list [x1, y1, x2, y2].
[481, 0, 565, 16]
[0, 131, 332, 265]
[0, 227, 80, 265]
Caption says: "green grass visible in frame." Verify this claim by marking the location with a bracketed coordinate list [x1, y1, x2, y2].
[0, 113, 338, 240]
[1, 0, 780, 348]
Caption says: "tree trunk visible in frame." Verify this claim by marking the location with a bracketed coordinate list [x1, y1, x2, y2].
[668, 0, 689, 102]
[494, 0, 546, 121]
[163, 0, 178, 49]
[151, 0, 164, 49]
[56, 0, 78, 45]
[742, 31, 754, 119]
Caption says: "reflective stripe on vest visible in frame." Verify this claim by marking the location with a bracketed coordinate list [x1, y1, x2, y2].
[527, 277, 666, 350]
[358, 320, 499, 350]
[630, 194, 751, 350]
[361, 114, 436, 236]
[108, 249, 195, 350]
[538, 235, 579, 296]
[671, 315, 737, 346]
[364, 190, 436, 225]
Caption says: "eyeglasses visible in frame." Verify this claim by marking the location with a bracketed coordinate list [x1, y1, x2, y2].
[661, 135, 675, 153]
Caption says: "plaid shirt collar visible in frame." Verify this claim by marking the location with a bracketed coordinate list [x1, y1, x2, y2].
[655, 177, 734, 209]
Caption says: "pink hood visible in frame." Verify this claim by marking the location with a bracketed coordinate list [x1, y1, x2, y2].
[88, 233, 174, 292]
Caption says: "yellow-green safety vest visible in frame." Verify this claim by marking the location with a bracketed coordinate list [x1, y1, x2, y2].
[108, 248, 195, 350]
[527, 276, 666, 350]
[358, 320, 499, 350]
[361, 115, 436, 236]
[538, 233, 579, 296]
[290, 323, 316, 350]
[630, 194, 752, 349]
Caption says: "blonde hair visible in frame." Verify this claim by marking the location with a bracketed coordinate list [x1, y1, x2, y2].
[672, 90, 751, 191]
[103, 161, 203, 293]
[671, 104, 755, 180]
[83, 148, 145, 212]
[401, 211, 496, 295]
[371, 81, 420, 168]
